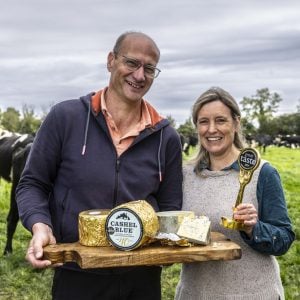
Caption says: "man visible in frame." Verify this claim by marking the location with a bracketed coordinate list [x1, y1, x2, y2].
[16, 31, 183, 300]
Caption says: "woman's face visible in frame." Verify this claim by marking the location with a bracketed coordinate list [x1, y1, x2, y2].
[196, 100, 239, 157]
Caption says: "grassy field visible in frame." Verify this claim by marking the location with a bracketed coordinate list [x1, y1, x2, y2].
[0, 147, 299, 299]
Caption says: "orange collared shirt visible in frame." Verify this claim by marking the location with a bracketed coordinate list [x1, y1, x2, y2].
[92, 89, 152, 157]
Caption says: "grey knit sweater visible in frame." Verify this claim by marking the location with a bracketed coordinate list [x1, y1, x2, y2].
[175, 162, 284, 300]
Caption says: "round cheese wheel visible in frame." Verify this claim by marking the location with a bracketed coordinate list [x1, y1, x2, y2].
[105, 200, 159, 251]
[79, 209, 110, 246]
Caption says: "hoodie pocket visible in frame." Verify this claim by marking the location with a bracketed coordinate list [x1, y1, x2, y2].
[59, 188, 94, 242]
[50, 187, 79, 243]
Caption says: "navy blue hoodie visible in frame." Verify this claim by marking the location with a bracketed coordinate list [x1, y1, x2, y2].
[16, 92, 183, 246]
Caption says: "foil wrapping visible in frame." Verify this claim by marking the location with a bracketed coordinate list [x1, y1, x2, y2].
[79, 209, 110, 246]
[106, 200, 159, 250]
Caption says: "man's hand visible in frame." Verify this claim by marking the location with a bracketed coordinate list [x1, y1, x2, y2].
[26, 222, 56, 269]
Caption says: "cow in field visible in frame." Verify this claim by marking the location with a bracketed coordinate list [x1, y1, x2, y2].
[245, 134, 274, 153]
[277, 135, 300, 148]
[179, 134, 189, 153]
[179, 133, 198, 156]
[0, 133, 34, 254]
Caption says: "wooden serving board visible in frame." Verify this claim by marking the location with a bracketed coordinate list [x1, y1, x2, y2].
[43, 232, 241, 269]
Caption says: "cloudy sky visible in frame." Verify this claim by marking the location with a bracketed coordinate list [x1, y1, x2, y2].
[1, 0, 299, 125]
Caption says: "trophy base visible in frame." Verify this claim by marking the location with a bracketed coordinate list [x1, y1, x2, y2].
[220, 217, 245, 231]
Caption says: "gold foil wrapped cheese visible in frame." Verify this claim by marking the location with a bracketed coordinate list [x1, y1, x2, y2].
[105, 200, 159, 251]
[79, 209, 110, 246]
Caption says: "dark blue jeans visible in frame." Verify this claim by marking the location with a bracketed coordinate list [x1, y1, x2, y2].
[52, 265, 162, 300]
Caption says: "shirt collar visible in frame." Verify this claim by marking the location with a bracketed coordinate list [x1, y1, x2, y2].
[91, 88, 163, 127]
[197, 160, 239, 172]
[100, 88, 152, 128]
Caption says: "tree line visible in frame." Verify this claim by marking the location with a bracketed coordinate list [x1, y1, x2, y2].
[0, 105, 43, 134]
[173, 88, 300, 138]
[0, 88, 299, 137]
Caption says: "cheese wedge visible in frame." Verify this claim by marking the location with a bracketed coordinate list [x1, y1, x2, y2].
[156, 211, 195, 234]
[177, 216, 211, 245]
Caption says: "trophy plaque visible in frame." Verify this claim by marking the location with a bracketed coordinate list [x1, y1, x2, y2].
[221, 148, 261, 230]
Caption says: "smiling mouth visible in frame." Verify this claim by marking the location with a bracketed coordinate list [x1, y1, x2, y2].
[207, 137, 222, 141]
[126, 80, 144, 89]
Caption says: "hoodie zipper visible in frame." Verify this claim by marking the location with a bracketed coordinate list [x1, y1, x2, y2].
[81, 97, 166, 204]
[113, 158, 121, 206]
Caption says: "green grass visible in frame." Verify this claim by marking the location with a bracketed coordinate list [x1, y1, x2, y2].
[262, 147, 300, 300]
[0, 147, 299, 299]
[0, 183, 53, 300]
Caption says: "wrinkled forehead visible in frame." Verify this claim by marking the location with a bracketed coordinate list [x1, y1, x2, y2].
[119, 34, 160, 61]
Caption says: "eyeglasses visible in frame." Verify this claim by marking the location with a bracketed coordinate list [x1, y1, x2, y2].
[115, 53, 161, 79]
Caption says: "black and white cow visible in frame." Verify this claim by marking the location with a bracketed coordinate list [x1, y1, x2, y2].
[179, 134, 189, 153]
[179, 133, 198, 156]
[0, 132, 34, 254]
[245, 133, 274, 153]
[278, 135, 300, 148]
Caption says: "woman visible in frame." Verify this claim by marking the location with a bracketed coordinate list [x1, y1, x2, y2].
[175, 87, 295, 300]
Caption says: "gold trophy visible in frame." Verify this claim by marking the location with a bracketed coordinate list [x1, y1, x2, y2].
[221, 148, 261, 230]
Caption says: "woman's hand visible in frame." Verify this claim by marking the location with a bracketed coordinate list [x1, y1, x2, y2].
[233, 203, 258, 238]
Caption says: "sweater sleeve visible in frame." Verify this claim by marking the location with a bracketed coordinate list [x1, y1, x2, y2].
[241, 163, 295, 255]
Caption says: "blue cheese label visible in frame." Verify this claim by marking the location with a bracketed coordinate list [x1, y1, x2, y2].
[105, 208, 143, 251]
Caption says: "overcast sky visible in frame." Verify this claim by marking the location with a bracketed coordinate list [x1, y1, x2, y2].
[1, 0, 299, 125]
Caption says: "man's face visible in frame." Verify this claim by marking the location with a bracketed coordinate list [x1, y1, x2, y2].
[107, 34, 160, 104]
